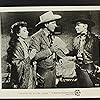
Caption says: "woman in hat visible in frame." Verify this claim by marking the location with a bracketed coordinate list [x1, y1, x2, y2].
[29, 11, 62, 88]
[70, 15, 100, 87]
[7, 21, 36, 89]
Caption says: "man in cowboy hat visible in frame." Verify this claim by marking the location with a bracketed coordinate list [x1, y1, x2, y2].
[69, 14, 100, 87]
[29, 11, 62, 88]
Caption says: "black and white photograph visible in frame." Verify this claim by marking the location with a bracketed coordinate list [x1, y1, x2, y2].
[0, 6, 100, 98]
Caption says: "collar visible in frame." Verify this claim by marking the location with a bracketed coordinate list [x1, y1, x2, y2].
[80, 31, 91, 38]
[18, 37, 29, 47]
[18, 37, 25, 42]
[42, 28, 51, 37]
[80, 31, 88, 36]
[87, 31, 91, 39]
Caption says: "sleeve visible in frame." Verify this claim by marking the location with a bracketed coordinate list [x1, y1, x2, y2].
[93, 38, 100, 66]
[66, 38, 77, 56]
[29, 36, 52, 61]
[54, 36, 69, 54]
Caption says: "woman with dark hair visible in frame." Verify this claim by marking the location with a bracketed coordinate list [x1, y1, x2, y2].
[7, 21, 36, 89]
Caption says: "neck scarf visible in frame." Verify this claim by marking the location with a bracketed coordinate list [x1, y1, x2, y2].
[18, 37, 29, 58]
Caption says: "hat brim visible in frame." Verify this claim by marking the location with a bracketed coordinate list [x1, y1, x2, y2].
[72, 18, 95, 27]
[35, 14, 61, 27]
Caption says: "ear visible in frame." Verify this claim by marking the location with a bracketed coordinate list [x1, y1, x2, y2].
[44, 23, 48, 28]
[84, 24, 88, 29]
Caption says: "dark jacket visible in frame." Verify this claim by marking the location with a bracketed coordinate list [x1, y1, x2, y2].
[70, 32, 100, 66]
[69, 32, 100, 87]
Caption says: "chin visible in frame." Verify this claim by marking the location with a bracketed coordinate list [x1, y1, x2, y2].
[24, 37, 28, 39]
[77, 32, 80, 34]
[51, 30, 54, 32]
[76, 31, 81, 34]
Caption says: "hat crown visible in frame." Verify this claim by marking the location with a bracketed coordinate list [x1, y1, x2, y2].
[76, 14, 92, 22]
[35, 11, 61, 27]
[40, 11, 54, 22]
[72, 14, 95, 27]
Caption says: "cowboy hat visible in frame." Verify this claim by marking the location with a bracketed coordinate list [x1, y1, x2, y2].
[35, 11, 62, 27]
[72, 14, 95, 27]
[11, 21, 27, 34]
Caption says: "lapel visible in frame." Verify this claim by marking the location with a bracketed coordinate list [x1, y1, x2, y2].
[41, 29, 51, 48]
[18, 37, 29, 57]
[73, 35, 81, 50]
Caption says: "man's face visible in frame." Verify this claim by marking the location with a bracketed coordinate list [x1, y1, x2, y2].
[18, 26, 29, 39]
[75, 22, 88, 34]
[45, 21, 58, 32]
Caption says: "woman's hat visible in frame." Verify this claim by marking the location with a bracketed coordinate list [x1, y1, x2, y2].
[11, 21, 27, 34]
[72, 14, 95, 27]
[35, 11, 62, 27]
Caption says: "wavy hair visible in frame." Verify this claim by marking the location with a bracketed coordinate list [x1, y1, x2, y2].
[7, 21, 27, 64]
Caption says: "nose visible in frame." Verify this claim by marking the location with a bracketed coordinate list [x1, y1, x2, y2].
[27, 30, 29, 34]
[75, 25, 78, 30]
[26, 30, 29, 36]
[54, 23, 58, 27]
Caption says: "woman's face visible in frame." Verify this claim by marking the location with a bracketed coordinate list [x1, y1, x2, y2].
[18, 26, 29, 39]
[75, 22, 88, 34]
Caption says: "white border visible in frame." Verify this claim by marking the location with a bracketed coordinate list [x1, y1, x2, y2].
[0, 6, 100, 12]
[0, 6, 100, 98]
[0, 88, 100, 98]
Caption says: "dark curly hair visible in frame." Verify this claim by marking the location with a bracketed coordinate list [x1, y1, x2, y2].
[7, 21, 27, 64]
